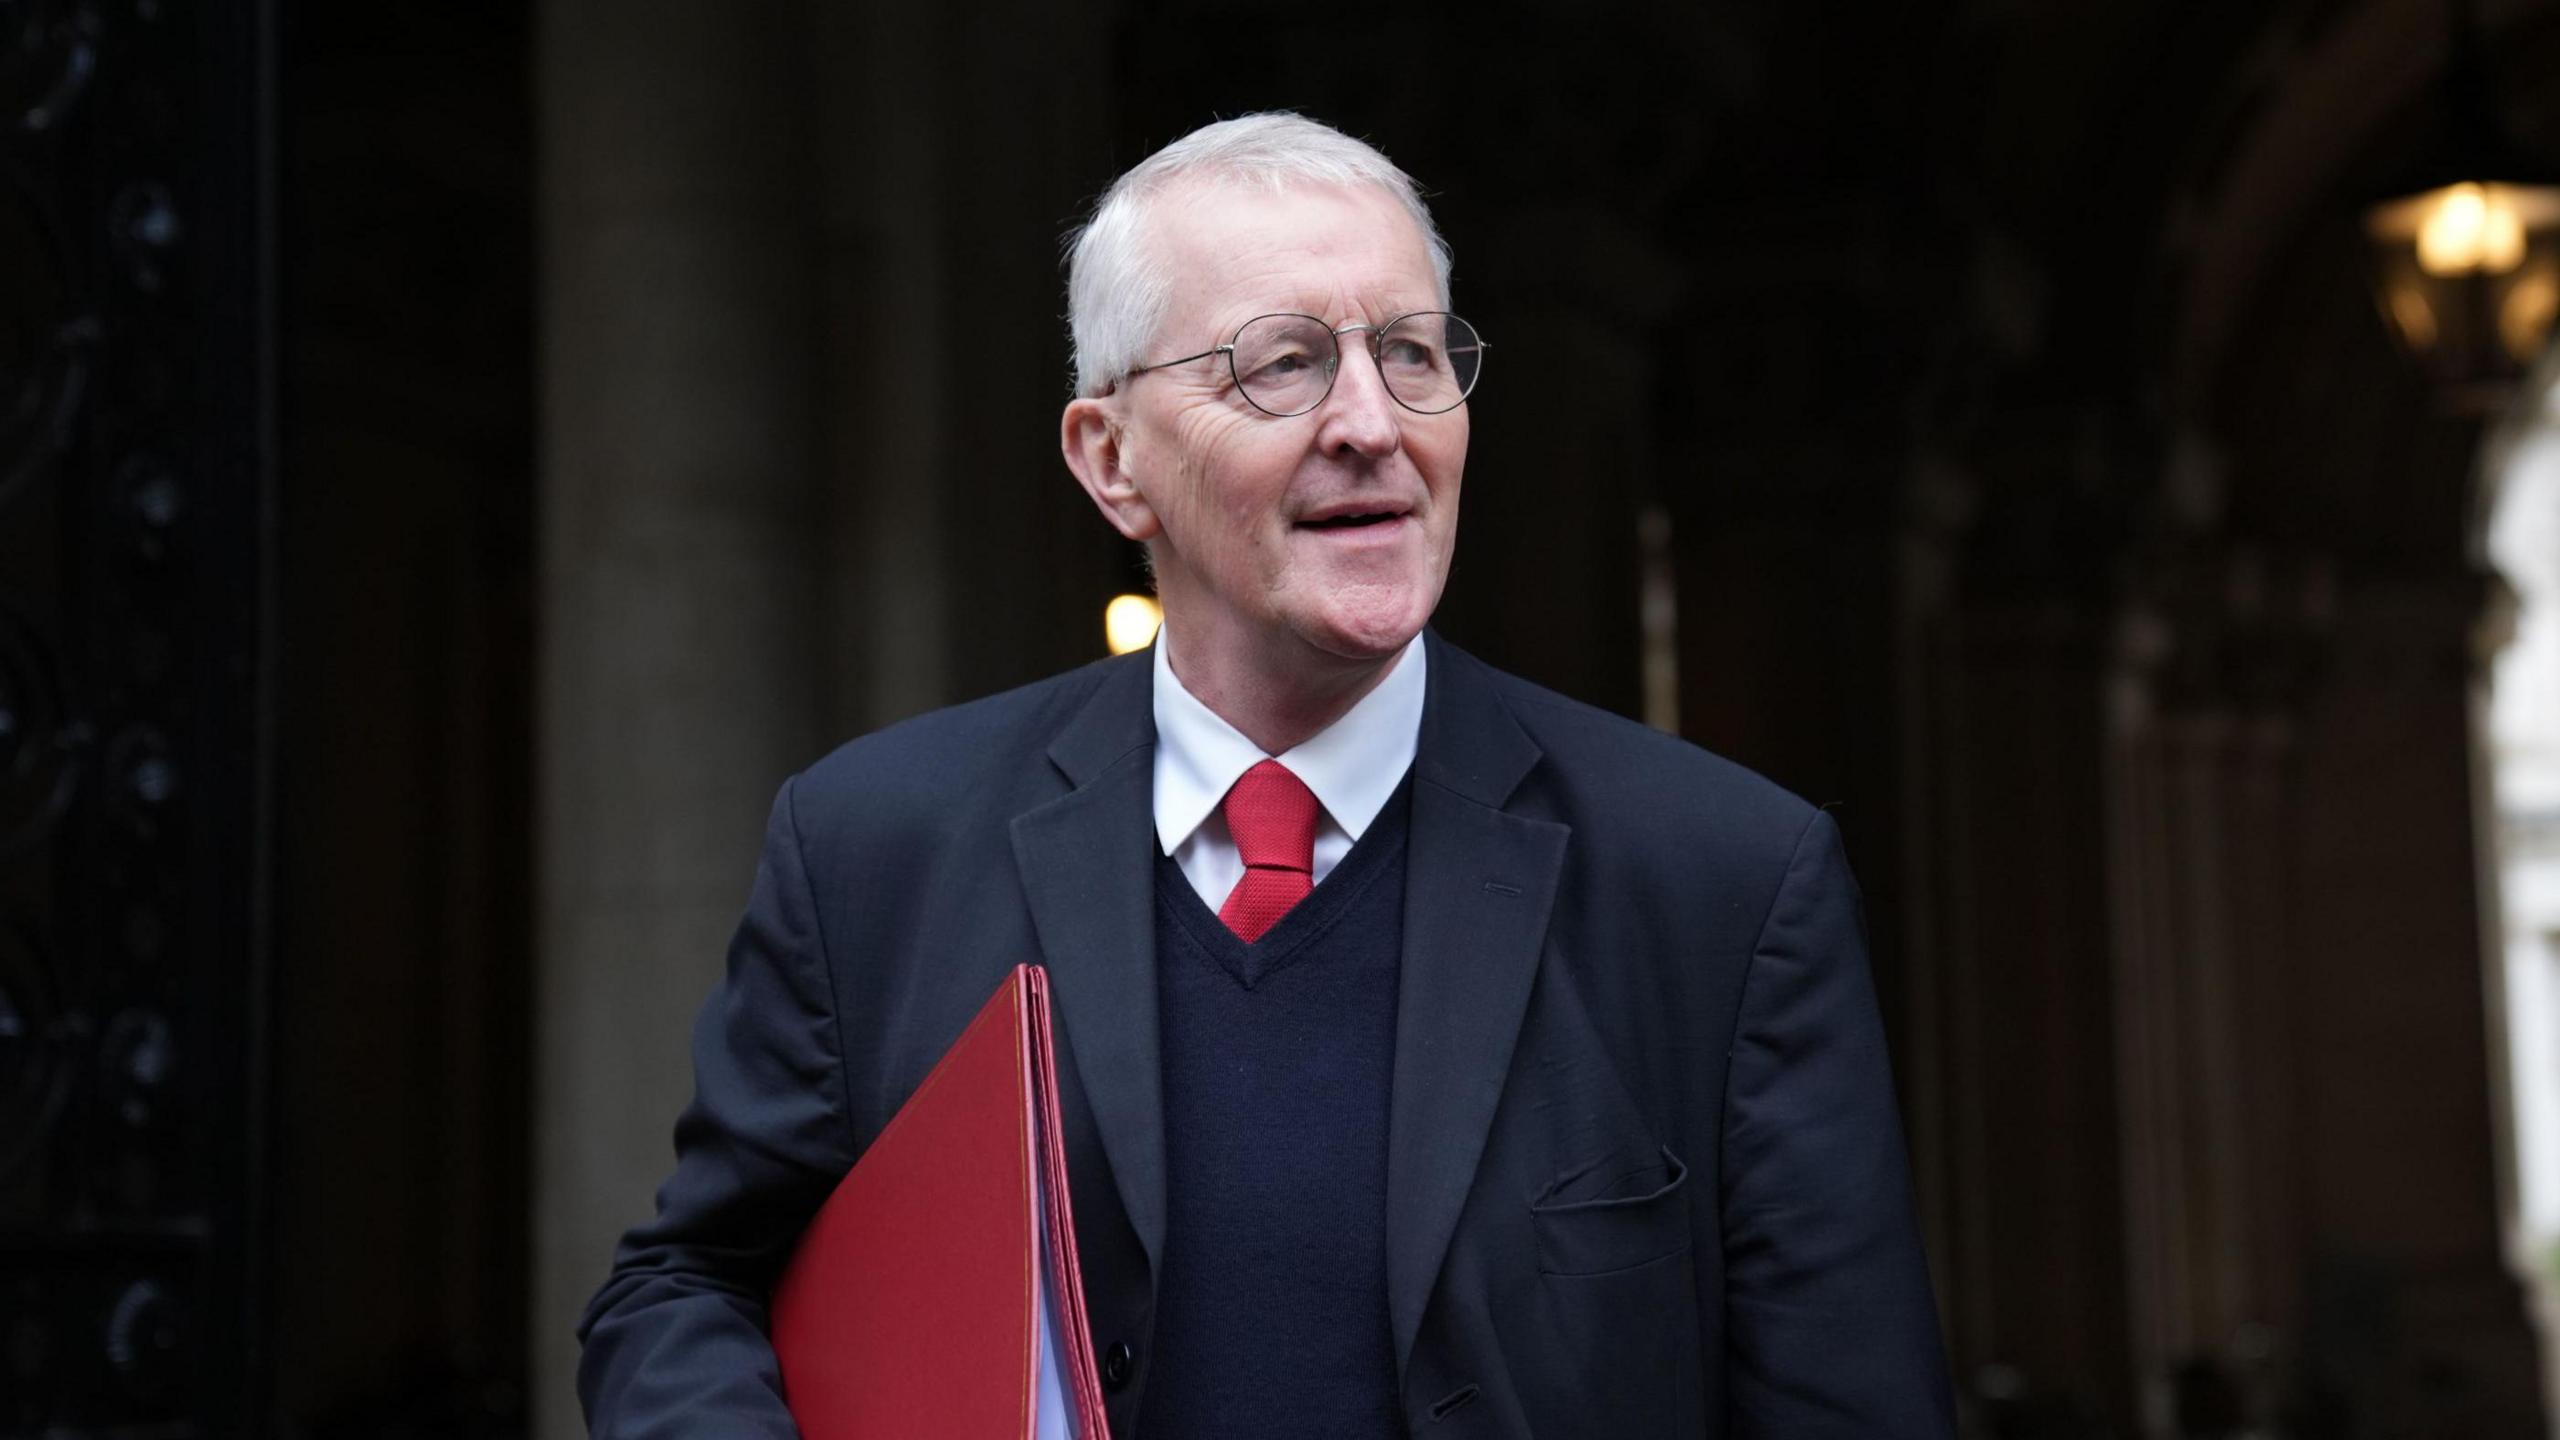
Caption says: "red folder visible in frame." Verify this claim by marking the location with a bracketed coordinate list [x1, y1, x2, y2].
[770, 964, 1109, 1439]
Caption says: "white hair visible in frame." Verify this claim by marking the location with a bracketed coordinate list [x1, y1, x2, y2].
[1063, 112, 1454, 398]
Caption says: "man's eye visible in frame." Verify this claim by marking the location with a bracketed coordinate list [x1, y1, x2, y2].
[1248, 349, 1315, 380]
[1383, 338, 1442, 370]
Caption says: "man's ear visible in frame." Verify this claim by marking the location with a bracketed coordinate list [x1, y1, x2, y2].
[1061, 395, 1162, 543]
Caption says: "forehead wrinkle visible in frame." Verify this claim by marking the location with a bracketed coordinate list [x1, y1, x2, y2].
[1204, 277, 1438, 342]
[1154, 180, 1440, 343]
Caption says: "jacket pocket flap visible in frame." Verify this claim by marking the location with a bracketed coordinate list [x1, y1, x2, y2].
[1529, 1144, 1691, 1275]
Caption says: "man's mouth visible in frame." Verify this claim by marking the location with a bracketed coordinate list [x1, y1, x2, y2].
[1297, 510, 1407, 530]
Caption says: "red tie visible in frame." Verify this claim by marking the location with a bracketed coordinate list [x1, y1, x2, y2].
[1217, 759, 1319, 942]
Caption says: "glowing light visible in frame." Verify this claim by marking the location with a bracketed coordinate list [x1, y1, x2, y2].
[2417, 182, 2528, 276]
[2387, 278, 2439, 353]
[2505, 267, 2560, 362]
[2364, 181, 2560, 381]
[1104, 594, 1162, 655]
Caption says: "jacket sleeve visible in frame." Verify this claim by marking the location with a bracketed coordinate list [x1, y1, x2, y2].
[1720, 808, 1955, 1438]
[576, 774, 852, 1438]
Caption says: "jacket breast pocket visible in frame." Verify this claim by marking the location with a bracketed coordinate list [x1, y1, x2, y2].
[1528, 1143, 1691, 1277]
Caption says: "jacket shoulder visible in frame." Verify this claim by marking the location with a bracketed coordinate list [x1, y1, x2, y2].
[788, 653, 1132, 828]
[1466, 651, 1821, 853]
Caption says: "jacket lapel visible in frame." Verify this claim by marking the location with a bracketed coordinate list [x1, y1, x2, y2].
[1387, 634, 1569, 1376]
[1009, 655, 1169, 1274]
[1007, 637, 1570, 1377]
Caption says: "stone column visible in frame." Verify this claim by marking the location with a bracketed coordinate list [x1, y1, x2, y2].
[805, 0, 1121, 733]
[2287, 572, 2549, 1436]
[2100, 559, 2319, 1428]
[529, 5, 821, 1436]
[807, 1, 954, 735]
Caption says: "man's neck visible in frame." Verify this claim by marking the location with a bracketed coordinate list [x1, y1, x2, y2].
[1160, 622, 1410, 756]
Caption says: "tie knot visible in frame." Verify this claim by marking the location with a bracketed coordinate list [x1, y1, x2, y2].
[1223, 759, 1318, 874]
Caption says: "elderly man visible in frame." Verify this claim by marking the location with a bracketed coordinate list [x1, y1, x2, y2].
[579, 113, 1953, 1438]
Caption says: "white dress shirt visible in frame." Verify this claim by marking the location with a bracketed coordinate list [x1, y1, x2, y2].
[1150, 631, 1427, 909]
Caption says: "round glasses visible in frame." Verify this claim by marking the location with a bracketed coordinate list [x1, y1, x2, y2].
[1127, 311, 1486, 417]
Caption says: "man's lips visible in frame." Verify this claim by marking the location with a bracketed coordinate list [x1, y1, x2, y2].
[1295, 507, 1412, 531]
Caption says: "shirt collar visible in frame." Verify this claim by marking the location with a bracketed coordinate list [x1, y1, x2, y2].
[1150, 629, 1427, 856]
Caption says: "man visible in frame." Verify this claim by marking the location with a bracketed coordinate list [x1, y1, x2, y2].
[579, 113, 1953, 1438]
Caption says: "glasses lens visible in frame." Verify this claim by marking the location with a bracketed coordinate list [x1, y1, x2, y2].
[1229, 315, 1337, 416]
[1376, 313, 1482, 414]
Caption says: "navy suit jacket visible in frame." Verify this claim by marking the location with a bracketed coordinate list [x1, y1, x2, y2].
[578, 631, 1955, 1437]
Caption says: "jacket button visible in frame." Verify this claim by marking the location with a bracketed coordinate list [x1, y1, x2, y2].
[1100, 1340, 1134, 1391]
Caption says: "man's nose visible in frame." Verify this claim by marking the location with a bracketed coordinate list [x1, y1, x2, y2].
[1317, 341, 1401, 458]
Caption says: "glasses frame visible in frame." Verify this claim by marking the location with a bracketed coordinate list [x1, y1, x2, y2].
[1125, 311, 1487, 417]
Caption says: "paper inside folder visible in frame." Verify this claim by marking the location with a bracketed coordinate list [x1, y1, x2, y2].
[1033, 1156, 1076, 1440]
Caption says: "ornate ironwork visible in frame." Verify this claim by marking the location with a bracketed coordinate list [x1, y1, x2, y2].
[0, 0, 269, 1433]
[0, 166, 89, 516]
[0, 3, 100, 136]
[0, 914, 73, 1175]
[0, 606, 80, 856]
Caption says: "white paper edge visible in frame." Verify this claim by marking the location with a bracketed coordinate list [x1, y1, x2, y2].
[1031, 1120, 1076, 1439]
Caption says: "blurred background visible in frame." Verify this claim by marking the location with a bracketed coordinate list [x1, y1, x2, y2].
[7, 0, 2560, 1435]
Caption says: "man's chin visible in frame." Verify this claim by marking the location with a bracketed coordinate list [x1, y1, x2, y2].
[1291, 602, 1435, 665]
